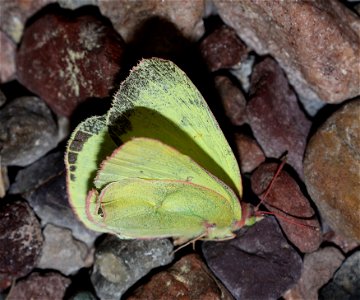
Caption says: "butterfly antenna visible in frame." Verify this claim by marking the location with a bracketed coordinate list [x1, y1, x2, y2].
[255, 153, 287, 211]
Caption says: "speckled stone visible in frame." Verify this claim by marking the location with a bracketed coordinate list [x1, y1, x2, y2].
[214, 0, 360, 112]
[128, 254, 233, 299]
[16, 10, 125, 116]
[0, 201, 43, 291]
[304, 99, 360, 242]
[91, 235, 173, 299]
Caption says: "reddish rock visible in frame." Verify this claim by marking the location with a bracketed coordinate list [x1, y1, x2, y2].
[323, 228, 359, 254]
[0, 31, 16, 82]
[251, 162, 322, 253]
[0, 201, 43, 291]
[128, 254, 233, 300]
[16, 11, 125, 116]
[6, 272, 71, 300]
[246, 57, 311, 179]
[200, 26, 249, 71]
[304, 99, 360, 242]
[214, 0, 360, 109]
[214, 75, 247, 126]
[234, 133, 265, 173]
[283, 247, 344, 300]
[99, 0, 205, 43]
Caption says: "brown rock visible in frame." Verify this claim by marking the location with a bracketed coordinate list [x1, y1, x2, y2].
[251, 162, 322, 253]
[16, 11, 125, 116]
[304, 99, 360, 242]
[323, 228, 359, 254]
[234, 133, 265, 173]
[214, 0, 360, 109]
[0, 201, 43, 291]
[200, 26, 249, 71]
[128, 254, 233, 300]
[0, 0, 55, 42]
[0, 31, 16, 82]
[6, 272, 71, 300]
[99, 0, 205, 43]
[283, 247, 344, 300]
[0, 162, 9, 198]
[247, 57, 311, 179]
[214, 75, 247, 126]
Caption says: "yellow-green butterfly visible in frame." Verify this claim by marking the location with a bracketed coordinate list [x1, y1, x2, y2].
[65, 58, 259, 245]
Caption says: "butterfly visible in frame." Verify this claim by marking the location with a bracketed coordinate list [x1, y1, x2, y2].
[65, 58, 260, 246]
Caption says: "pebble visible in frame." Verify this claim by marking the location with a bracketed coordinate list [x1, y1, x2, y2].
[0, 201, 43, 291]
[0, 96, 59, 167]
[91, 235, 173, 299]
[99, 0, 205, 43]
[128, 254, 233, 299]
[234, 133, 265, 173]
[200, 25, 249, 71]
[202, 217, 302, 300]
[246, 58, 311, 179]
[304, 99, 360, 242]
[0, 31, 16, 82]
[16, 9, 125, 116]
[6, 272, 71, 300]
[320, 251, 360, 299]
[214, 0, 360, 112]
[37, 224, 93, 276]
[214, 75, 247, 126]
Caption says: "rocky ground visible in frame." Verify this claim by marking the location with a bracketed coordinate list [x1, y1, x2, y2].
[0, 1, 359, 299]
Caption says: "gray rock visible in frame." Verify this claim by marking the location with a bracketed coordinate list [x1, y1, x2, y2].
[37, 224, 93, 276]
[0, 96, 59, 166]
[10, 151, 65, 195]
[91, 235, 173, 299]
[320, 251, 360, 300]
[25, 173, 101, 247]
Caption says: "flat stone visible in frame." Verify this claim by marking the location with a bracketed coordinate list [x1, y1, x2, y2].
[99, 0, 205, 43]
[304, 99, 360, 242]
[128, 254, 233, 299]
[202, 217, 302, 300]
[214, 0, 360, 111]
[284, 247, 344, 300]
[200, 25, 249, 71]
[37, 224, 93, 276]
[16, 9, 125, 116]
[91, 235, 173, 299]
[246, 58, 311, 179]
[0, 96, 59, 166]
[251, 162, 322, 253]
[0, 201, 43, 291]
[320, 251, 360, 299]
[10, 151, 65, 195]
[6, 272, 71, 300]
